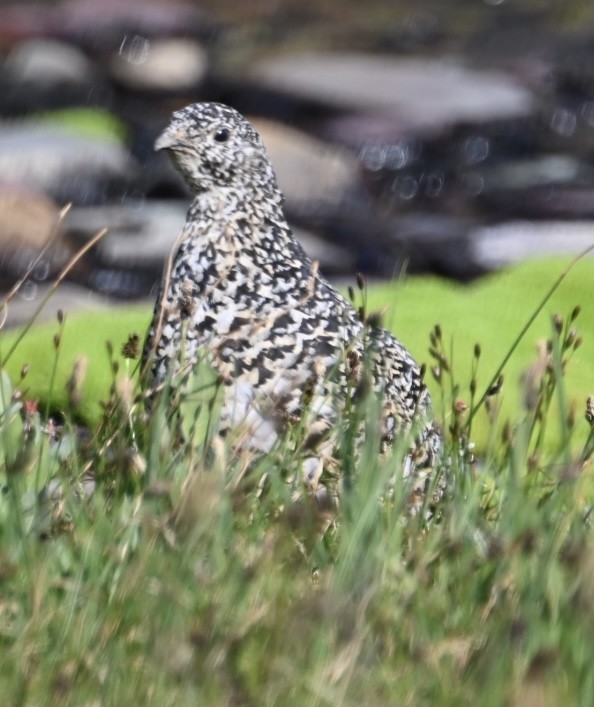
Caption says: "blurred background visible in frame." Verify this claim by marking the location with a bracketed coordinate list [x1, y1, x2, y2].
[1, 0, 594, 326]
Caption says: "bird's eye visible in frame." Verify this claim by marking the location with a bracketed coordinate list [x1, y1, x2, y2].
[214, 128, 230, 143]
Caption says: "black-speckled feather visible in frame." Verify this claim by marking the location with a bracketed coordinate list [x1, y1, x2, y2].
[142, 102, 442, 511]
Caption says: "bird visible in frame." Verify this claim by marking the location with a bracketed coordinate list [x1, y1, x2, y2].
[142, 102, 443, 514]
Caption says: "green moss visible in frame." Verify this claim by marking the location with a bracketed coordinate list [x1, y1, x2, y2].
[32, 108, 128, 144]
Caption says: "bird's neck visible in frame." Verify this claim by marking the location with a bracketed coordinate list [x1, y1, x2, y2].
[179, 182, 309, 278]
[188, 181, 287, 232]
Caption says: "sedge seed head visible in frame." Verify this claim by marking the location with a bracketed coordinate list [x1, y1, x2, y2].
[570, 305, 581, 322]
[565, 328, 577, 348]
[122, 333, 140, 360]
[366, 311, 383, 329]
[586, 396, 594, 426]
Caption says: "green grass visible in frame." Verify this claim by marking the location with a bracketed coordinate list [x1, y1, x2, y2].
[1, 256, 594, 705]
[1, 305, 151, 423]
[371, 257, 594, 450]
[2, 257, 593, 449]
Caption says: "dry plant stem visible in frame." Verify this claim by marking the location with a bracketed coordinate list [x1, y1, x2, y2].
[140, 229, 184, 381]
[0, 203, 72, 330]
[466, 243, 594, 430]
[0, 227, 109, 368]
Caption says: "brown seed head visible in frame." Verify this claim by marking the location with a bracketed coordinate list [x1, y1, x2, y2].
[454, 399, 468, 415]
[570, 305, 581, 322]
[122, 333, 141, 360]
[586, 396, 594, 426]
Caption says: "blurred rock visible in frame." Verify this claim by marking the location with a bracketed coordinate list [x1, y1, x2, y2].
[251, 54, 535, 131]
[0, 1, 593, 299]
[481, 155, 585, 193]
[252, 118, 360, 208]
[0, 124, 137, 204]
[65, 201, 186, 266]
[64, 201, 184, 297]
[3, 39, 93, 86]
[292, 226, 354, 274]
[0, 37, 109, 114]
[0, 187, 71, 290]
[470, 221, 594, 270]
[110, 37, 208, 91]
[390, 213, 476, 278]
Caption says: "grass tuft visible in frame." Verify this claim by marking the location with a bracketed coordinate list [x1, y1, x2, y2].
[1, 255, 594, 703]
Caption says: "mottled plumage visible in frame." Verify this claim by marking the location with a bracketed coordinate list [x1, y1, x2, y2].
[143, 102, 442, 511]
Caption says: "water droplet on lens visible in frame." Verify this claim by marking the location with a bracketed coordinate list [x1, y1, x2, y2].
[424, 171, 444, 198]
[581, 102, 594, 127]
[462, 136, 490, 165]
[33, 260, 50, 281]
[384, 143, 408, 170]
[359, 144, 385, 171]
[20, 280, 38, 301]
[119, 35, 150, 65]
[550, 107, 576, 137]
[393, 175, 418, 200]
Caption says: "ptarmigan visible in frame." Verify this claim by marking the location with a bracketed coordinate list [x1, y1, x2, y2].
[142, 102, 442, 512]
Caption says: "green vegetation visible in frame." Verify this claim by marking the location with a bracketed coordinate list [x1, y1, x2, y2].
[33, 107, 129, 144]
[2, 257, 593, 449]
[1, 256, 594, 705]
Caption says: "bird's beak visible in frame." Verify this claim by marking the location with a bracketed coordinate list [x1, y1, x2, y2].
[154, 124, 183, 152]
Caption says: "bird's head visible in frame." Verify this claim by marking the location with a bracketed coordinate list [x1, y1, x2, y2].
[155, 102, 277, 194]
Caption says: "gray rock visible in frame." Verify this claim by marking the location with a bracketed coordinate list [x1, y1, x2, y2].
[291, 226, 355, 273]
[65, 201, 186, 265]
[110, 37, 208, 91]
[251, 53, 535, 131]
[3, 39, 93, 86]
[0, 124, 136, 202]
[479, 155, 585, 193]
[252, 118, 360, 207]
[0, 187, 71, 289]
[470, 220, 594, 270]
